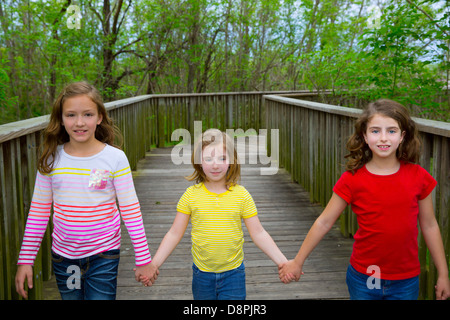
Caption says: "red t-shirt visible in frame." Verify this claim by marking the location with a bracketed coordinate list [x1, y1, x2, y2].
[333, 162, 437, 280]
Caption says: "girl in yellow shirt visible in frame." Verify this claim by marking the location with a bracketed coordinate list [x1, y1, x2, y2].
[142, 129, 287, 299]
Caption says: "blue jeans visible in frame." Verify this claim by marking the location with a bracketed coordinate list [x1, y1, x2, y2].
[346, 264, 419, 300]
[192, 263, 246, 300]
[51, 249, 120, 300]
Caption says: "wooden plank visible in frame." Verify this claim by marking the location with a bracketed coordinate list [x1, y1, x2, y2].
[10, 139, 20, 300]
[0, 145, 7, 299]
[0, 142, 13, 299]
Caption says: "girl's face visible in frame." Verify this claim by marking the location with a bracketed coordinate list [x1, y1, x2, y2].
[201, 143, 230, 184]
[363, 114, 405, 161]
[62, 95, 102, 147]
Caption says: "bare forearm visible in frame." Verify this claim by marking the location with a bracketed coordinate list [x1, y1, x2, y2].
[251, 230, 287, 266]
[293, 217, 332, 267]
[422, 224, 449, 278]
[152, 230, 184, 268]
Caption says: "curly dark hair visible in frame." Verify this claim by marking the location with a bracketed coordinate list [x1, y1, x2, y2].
[345, 99, 421, 173]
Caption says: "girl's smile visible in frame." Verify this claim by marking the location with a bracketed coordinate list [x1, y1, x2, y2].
[364, 114, 405, 161]
[201, 144, 230, 190]
[62, 95, 103, 150]
[377, 145, 391, 151]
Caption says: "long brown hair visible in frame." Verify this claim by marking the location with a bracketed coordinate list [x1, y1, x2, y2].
[345, 99, 421, 173]
[38, 81, 123, 174]
[186, 128, 241, 188]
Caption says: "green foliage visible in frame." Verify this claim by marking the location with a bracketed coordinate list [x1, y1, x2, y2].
[0, 0, 448, 124]
[0, 61, 18, 123]
[335, 0, 450, 121]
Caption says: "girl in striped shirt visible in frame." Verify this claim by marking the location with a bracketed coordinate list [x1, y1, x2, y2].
[141, 129, 287, 299]
[15, 81, 154, 300]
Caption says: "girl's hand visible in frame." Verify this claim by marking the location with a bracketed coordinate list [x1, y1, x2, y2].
[435, 276, 450, 300]
[134, 262, 159, 287]
[278, 260, 303, 284]
[15, 265, 34, 299]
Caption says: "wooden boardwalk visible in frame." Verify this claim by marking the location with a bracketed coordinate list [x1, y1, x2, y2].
[44, 139, 354, 300]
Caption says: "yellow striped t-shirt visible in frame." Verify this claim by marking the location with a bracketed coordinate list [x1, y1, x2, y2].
[177, 183, 257, 273]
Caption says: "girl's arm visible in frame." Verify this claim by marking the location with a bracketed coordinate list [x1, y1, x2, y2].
[151, 212, 190, 270]
[138, 212, 189, 286]
[418, 193, 450, 300]
[244, 215, 288, 267]
[17, 173, 52, 265]
[279, 192, 347, 283]
[15, 265, 34, 299]
[114, 163, 152, 266]
[15, 172, 53, 298]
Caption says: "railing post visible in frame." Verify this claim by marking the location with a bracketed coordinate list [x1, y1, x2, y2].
[227, 95, 233, 129]
[157, 98, 165, 148]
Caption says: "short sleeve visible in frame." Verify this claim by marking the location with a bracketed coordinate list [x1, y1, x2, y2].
[241, 188, 257, 219]
[419, 167, 437, 200]
[177, 187, 192, 214]
[333, 171, 353, 204]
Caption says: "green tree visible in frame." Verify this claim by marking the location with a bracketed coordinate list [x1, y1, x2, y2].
[0, 0, 448, 124]
[357, 0, 449, 119]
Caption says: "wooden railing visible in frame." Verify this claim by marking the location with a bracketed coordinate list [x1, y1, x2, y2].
[0, 90, 311, 300]
[264, 95, 450, 300]
[1, 90, 448, 300]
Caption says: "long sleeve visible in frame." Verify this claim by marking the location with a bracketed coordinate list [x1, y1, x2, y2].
[17, 172, 53, 265]
[113, 160, 152, 266]
[17, 145, 152, 266]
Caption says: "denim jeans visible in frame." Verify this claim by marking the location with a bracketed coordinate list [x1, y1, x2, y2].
[346, 264, 419, 300]
[51, 249, 120, 300]
[192, 263, 246, 300]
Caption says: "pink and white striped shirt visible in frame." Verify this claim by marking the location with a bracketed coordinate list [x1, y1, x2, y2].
[18, 144, 152, 266]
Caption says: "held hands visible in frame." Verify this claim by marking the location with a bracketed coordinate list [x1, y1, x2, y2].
[133, 262, 159, 287]
[278, 259, 304, 284]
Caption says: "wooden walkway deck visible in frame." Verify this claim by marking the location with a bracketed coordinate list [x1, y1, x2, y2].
[44, 139, 354, 300]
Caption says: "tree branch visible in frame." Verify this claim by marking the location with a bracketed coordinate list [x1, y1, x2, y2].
[405, 0, 449, 37]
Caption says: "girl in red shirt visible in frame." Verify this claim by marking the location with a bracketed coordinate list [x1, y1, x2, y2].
[279, 99, 450, 300]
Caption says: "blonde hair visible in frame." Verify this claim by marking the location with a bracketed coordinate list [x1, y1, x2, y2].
[38, 81, 123, 174]
[186, 129, 240, 188]
[345, 99, 421, 173]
